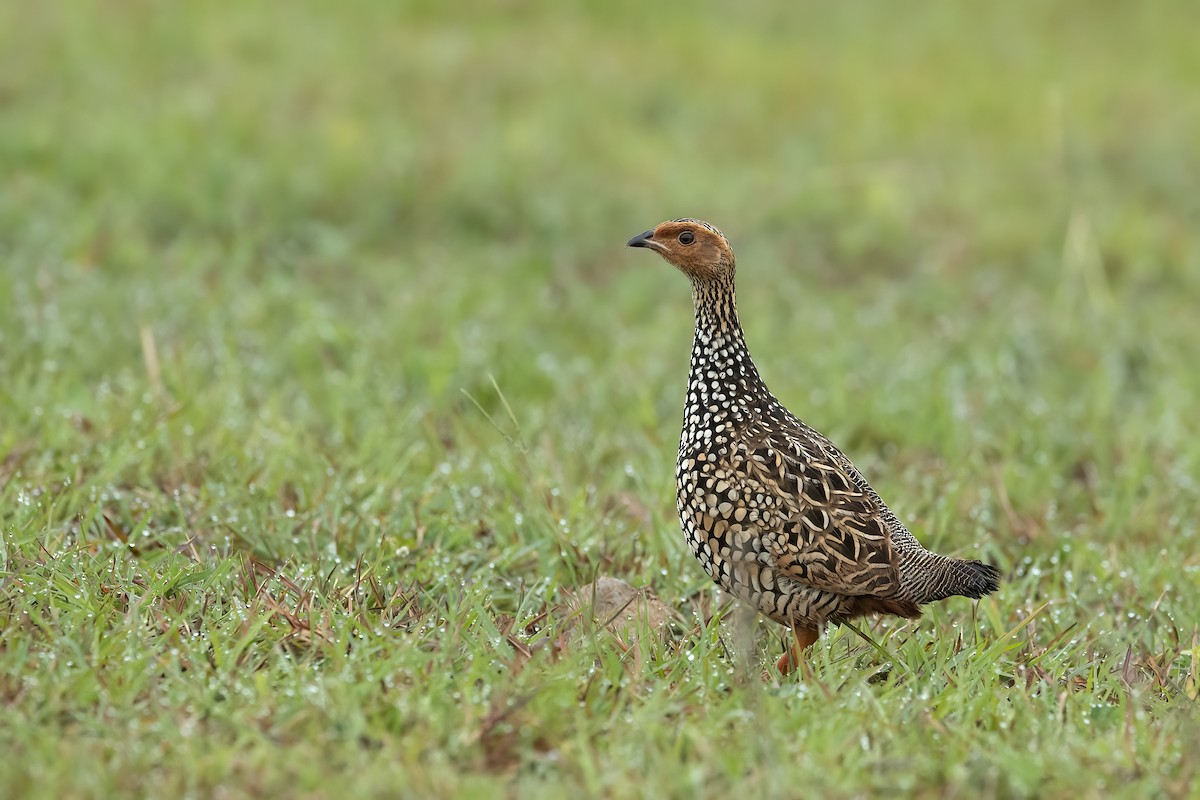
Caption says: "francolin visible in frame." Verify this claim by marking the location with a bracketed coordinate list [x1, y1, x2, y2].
[628, 218, 1001, 673]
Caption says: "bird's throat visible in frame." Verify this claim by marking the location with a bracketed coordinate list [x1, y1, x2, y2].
[691, 276, 741, 336]
[684, 275, 767, 438]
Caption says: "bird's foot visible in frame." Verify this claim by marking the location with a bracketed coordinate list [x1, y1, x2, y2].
[776, 627, 820, 677]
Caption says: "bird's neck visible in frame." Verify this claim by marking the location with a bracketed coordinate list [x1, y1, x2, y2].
[691, 275, 743, 340]
[684, 276, 770, 426]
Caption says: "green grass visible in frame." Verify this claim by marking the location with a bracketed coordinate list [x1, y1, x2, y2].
[2, 1, 1199, 797]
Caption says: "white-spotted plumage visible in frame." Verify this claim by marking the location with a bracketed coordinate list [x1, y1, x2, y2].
[628, 218, 1001, 668]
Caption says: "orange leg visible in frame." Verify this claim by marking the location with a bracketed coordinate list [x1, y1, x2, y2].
[775, 627, 820, 675]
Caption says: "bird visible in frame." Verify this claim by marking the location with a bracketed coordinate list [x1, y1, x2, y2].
[627, 218, 1001, 674]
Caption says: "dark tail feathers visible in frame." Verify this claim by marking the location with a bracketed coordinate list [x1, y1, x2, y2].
[904, 553, 1002, 605]
[954, 559, 1002, 599]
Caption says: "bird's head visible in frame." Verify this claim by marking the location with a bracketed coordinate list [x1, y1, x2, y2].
[626, 219, 735, 283]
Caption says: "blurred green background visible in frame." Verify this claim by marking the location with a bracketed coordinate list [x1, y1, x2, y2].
[2, 1, 1198, 797]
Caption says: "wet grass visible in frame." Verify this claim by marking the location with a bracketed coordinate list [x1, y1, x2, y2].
[2, 1, 1199, 797]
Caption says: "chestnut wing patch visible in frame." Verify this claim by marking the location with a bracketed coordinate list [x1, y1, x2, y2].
[745, 439, 901, 598]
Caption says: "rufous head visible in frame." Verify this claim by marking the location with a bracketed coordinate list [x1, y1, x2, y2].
[626, 219, 735, 283]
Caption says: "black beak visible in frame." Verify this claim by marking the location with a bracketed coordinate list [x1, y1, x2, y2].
[627, 229, 656, 248]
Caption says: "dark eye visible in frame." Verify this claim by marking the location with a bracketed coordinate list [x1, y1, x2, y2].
[678, 231, 695, 245]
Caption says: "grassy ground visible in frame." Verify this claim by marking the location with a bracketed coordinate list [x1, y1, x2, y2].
[2, 1, 1198, 797]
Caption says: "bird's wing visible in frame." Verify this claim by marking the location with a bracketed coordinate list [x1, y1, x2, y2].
[741, 427, 902, 598]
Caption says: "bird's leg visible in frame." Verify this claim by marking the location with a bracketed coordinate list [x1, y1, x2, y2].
[776, 627, 820, 675]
